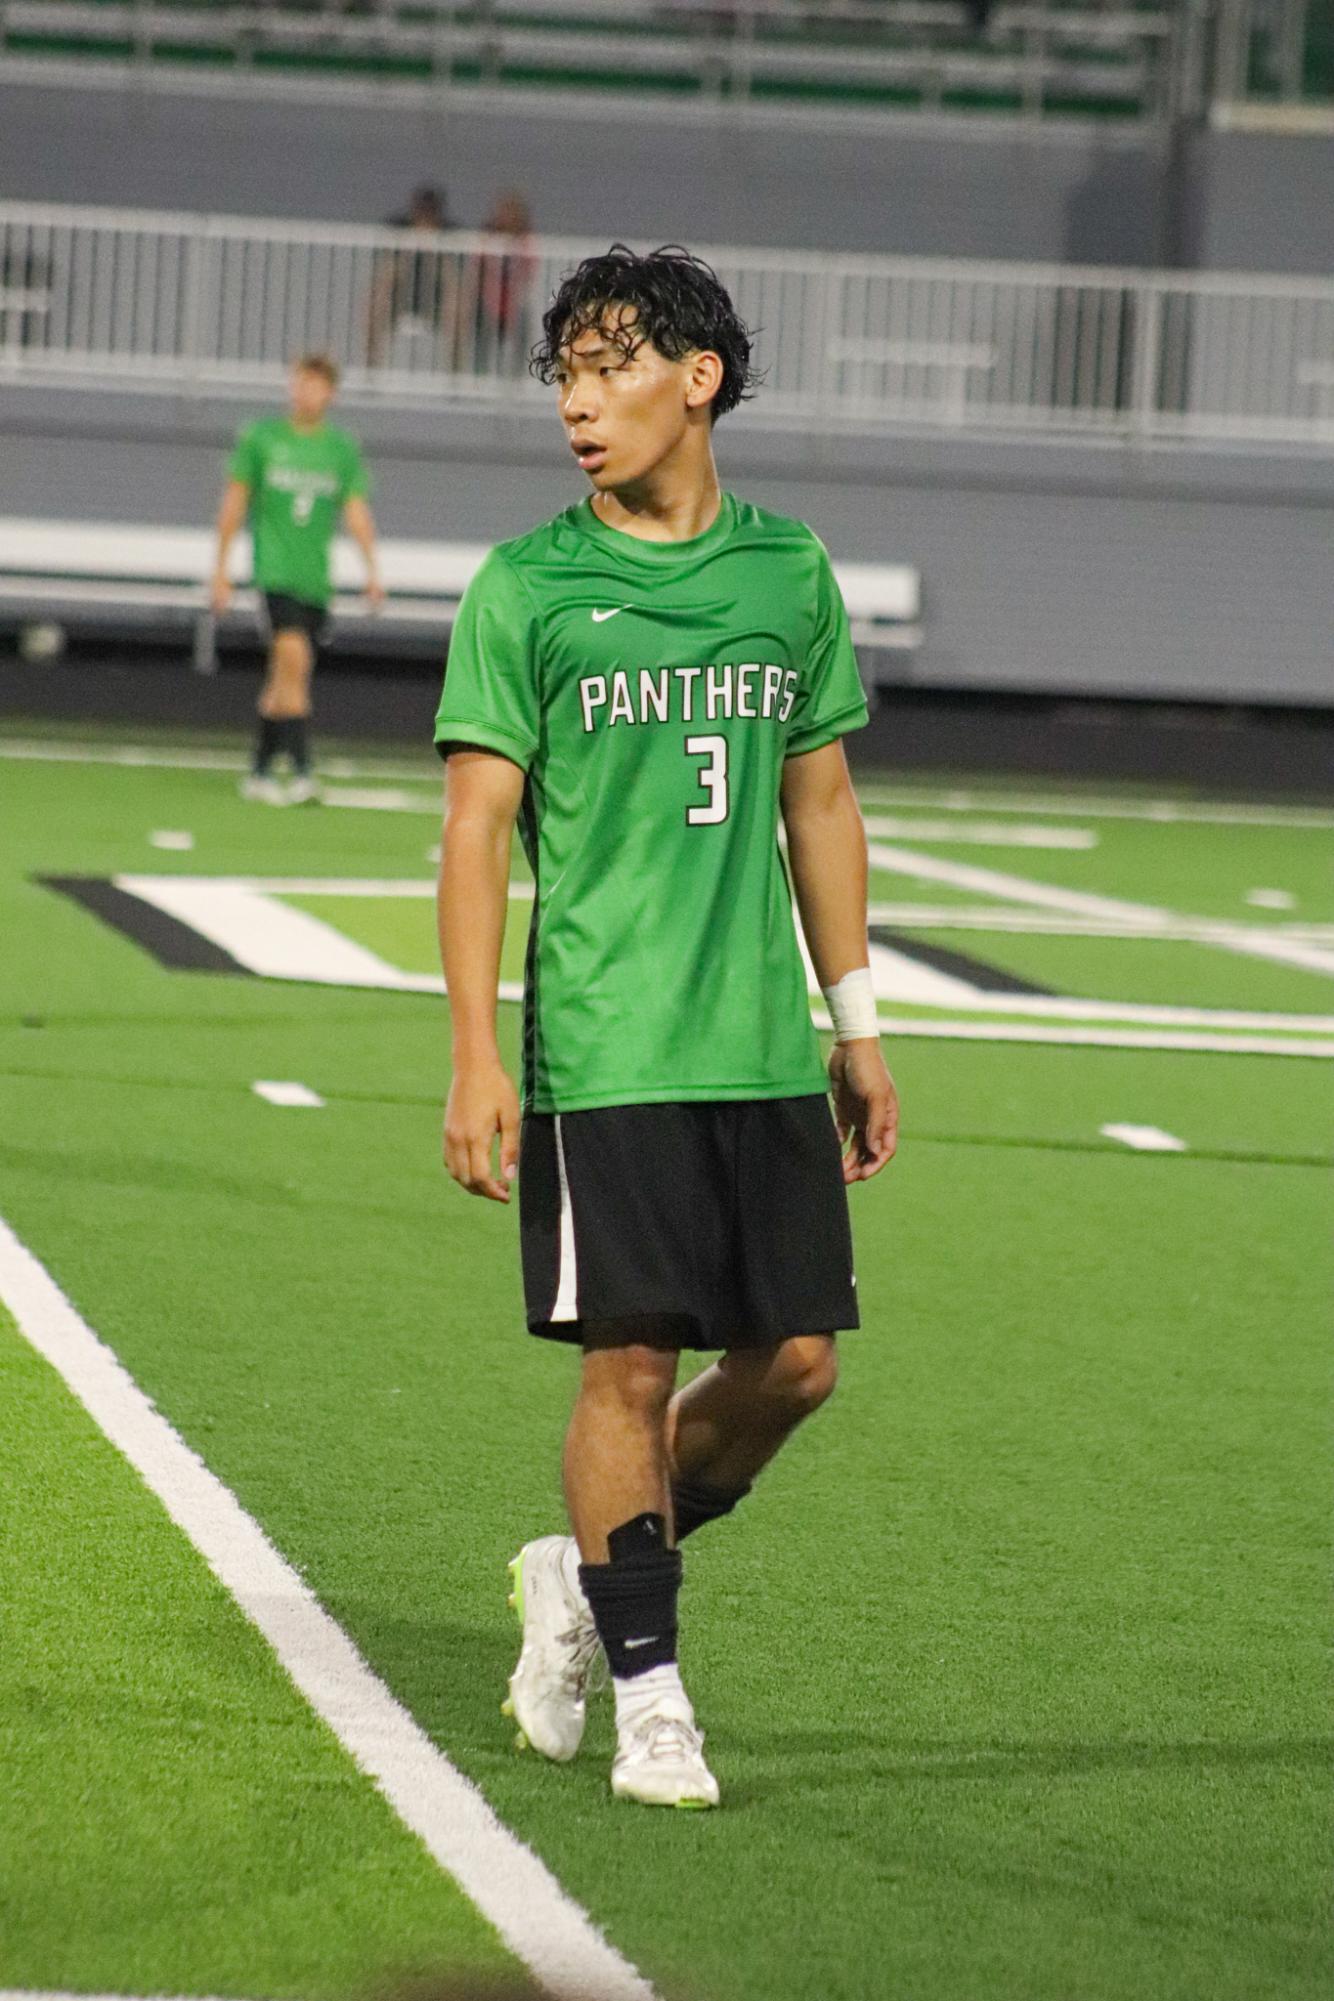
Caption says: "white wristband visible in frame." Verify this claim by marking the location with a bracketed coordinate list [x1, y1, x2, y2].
[822, 966, 878, 1042]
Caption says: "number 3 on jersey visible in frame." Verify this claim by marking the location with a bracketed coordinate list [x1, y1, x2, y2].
[685, 734, 728, 825]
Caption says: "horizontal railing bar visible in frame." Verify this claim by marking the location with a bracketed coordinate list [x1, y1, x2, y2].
[6, 203, 1334, 302]
[3, 199, 1332, 452]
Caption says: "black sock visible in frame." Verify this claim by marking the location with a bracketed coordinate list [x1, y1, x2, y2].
[253, 716, 283, 775]
[283, 715, 311, 775]
[672, 1475, 752, 1541]
[578, 1512, 681, 1680]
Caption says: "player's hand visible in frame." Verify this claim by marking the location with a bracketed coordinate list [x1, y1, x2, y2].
[365, 575, 386, 612]
[209, 572, 233, 616]
[443, 1058, 521, 1203]
[829, 1041, 899, 1183]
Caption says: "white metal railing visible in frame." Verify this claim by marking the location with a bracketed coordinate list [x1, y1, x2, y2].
[3, 204, 1334, 448]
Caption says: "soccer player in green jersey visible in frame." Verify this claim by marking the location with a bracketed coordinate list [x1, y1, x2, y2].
[435, 246, 898, 1809]
[211, 353, 383, 804]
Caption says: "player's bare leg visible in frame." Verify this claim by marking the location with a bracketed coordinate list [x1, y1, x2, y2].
[562, 1340, 676, 1559]
[666, 1334, 838, 1535]
[508, 1331, 718, 1805]
[246, 629, 316, 802]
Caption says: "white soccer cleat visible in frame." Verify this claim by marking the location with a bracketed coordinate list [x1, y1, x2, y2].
[238, 774, 287, 805]
[611, 1694, 721, 1810]
[503, 1536, 603, 1763]
[285, 775, 321, 806]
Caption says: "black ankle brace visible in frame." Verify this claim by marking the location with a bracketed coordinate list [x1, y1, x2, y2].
[672, 1476, 752, 1541]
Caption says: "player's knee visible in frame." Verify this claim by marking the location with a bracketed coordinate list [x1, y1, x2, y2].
[582, 1342, 676, 1421]
[273, 632, 311, 679]
[773, 1336, 838, 1420]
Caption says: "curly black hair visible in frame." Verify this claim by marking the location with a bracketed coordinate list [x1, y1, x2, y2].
[531, 243, 760, 421]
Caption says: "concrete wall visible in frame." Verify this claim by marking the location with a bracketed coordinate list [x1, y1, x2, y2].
[5, 76, 1334, 273]
[3, 387, 1332, 708]
[1188, 132, 1334, 277]
[0, 74, 1170, 263]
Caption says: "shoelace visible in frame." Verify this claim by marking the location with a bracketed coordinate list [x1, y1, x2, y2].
[631, 1714, 703, 1764]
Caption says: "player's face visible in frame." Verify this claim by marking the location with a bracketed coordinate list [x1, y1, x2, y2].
[555, 319, 705, 490]
[290, 368, 336, 426]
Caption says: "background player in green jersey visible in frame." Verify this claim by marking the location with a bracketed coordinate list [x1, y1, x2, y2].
[211, 353, 383, 804]
[435, 247, 898, 1809]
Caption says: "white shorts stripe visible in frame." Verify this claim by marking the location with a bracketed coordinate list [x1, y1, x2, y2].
[551, 1114, 579, 1322]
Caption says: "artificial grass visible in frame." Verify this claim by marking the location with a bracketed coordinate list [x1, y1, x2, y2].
[0, 1303, 534, 1998]
[0, 739, 1330, 2001]
[907, 927, 1334, 1015]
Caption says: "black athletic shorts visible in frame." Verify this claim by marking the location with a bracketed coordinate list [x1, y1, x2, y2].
[262, 592, 331, 651]
[520, 1095, 859, 1350]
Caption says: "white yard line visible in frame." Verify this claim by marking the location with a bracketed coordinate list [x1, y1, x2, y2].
[1101, 1124, 1188, 1152]
[857, 785, 1334, 832]
[860, 817, 1097, 849]
[866, 841, 1334, 981]
[0, 737, 439, 784]
[811, 1009, 1334, 1057]
[7, 736, 1334, 831]
[101, 875, 1334, 1041]
[0, 1993, 269, 2001]
[116, 876, 429, 990]
[321, 786, 437, 814]
[0, 739, 248, 773]
[218, 877, 533, 901]
[251, 1080, 325, 1108]
[0, 1218, 657, 2001]
[865, 902, 1332, 942]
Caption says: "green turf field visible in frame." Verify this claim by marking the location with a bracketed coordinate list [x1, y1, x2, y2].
[1, 728, 1330, 2001]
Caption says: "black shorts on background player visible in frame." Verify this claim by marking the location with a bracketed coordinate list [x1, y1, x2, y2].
[521, 1096, 858, 1348]
[262, 592, 331, 652]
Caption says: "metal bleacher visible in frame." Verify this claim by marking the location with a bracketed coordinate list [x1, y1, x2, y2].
[0, 1, 1188, 122]
[0, 518, 924, 671]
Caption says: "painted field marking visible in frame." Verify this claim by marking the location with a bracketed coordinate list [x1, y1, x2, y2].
[0, 1217, 658, 2001]
[149, 830, 195, 852]
[1100, 1123, 1188, 1152]
[856, 784, 1334, 832]
[866, 841, 1334, 981]
[0, 1993, 267, 2001]
[861, 816, 1097, 850]
[865, 902, 1328, 944]
[78, 877, 1334, 1052]
[321, 785, 434, 814]
[825, 1013, 1334, 1058]
[1246, 888, 1296, 911]
[116, 875, 434, 990]
[0, 738, 439, 786]
[252, 1080, 325, 1108]
[0, 1993, 265, 2001]
[7, 737, 1334, 832]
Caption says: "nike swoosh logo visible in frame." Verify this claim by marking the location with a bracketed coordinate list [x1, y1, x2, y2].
[623, 1634, 659, 1649]
[591, 607, 626, 622]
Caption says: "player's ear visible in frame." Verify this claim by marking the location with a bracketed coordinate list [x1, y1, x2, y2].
[684, 349, 724, 414]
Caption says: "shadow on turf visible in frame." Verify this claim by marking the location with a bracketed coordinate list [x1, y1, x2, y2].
[0, 1136, 445, 1225]
[719, 1728, 1334, 1792]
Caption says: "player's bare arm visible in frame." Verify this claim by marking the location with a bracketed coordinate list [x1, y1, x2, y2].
[210, 477, 249, 614]
[781, 739, 899, 1182]
[438, 747, 524, 1203]
[341, 494, 385, 608]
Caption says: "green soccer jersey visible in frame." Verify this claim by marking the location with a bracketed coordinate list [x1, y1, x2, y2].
[434, 492, 868, 1114]
[227, 417, 371, 608]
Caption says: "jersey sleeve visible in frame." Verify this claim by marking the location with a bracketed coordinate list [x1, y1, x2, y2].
[340, 437, 372, 502]
[785, 541, 869, 758]
[434, 551, 541, 769]
[225, 424, 262, 489]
